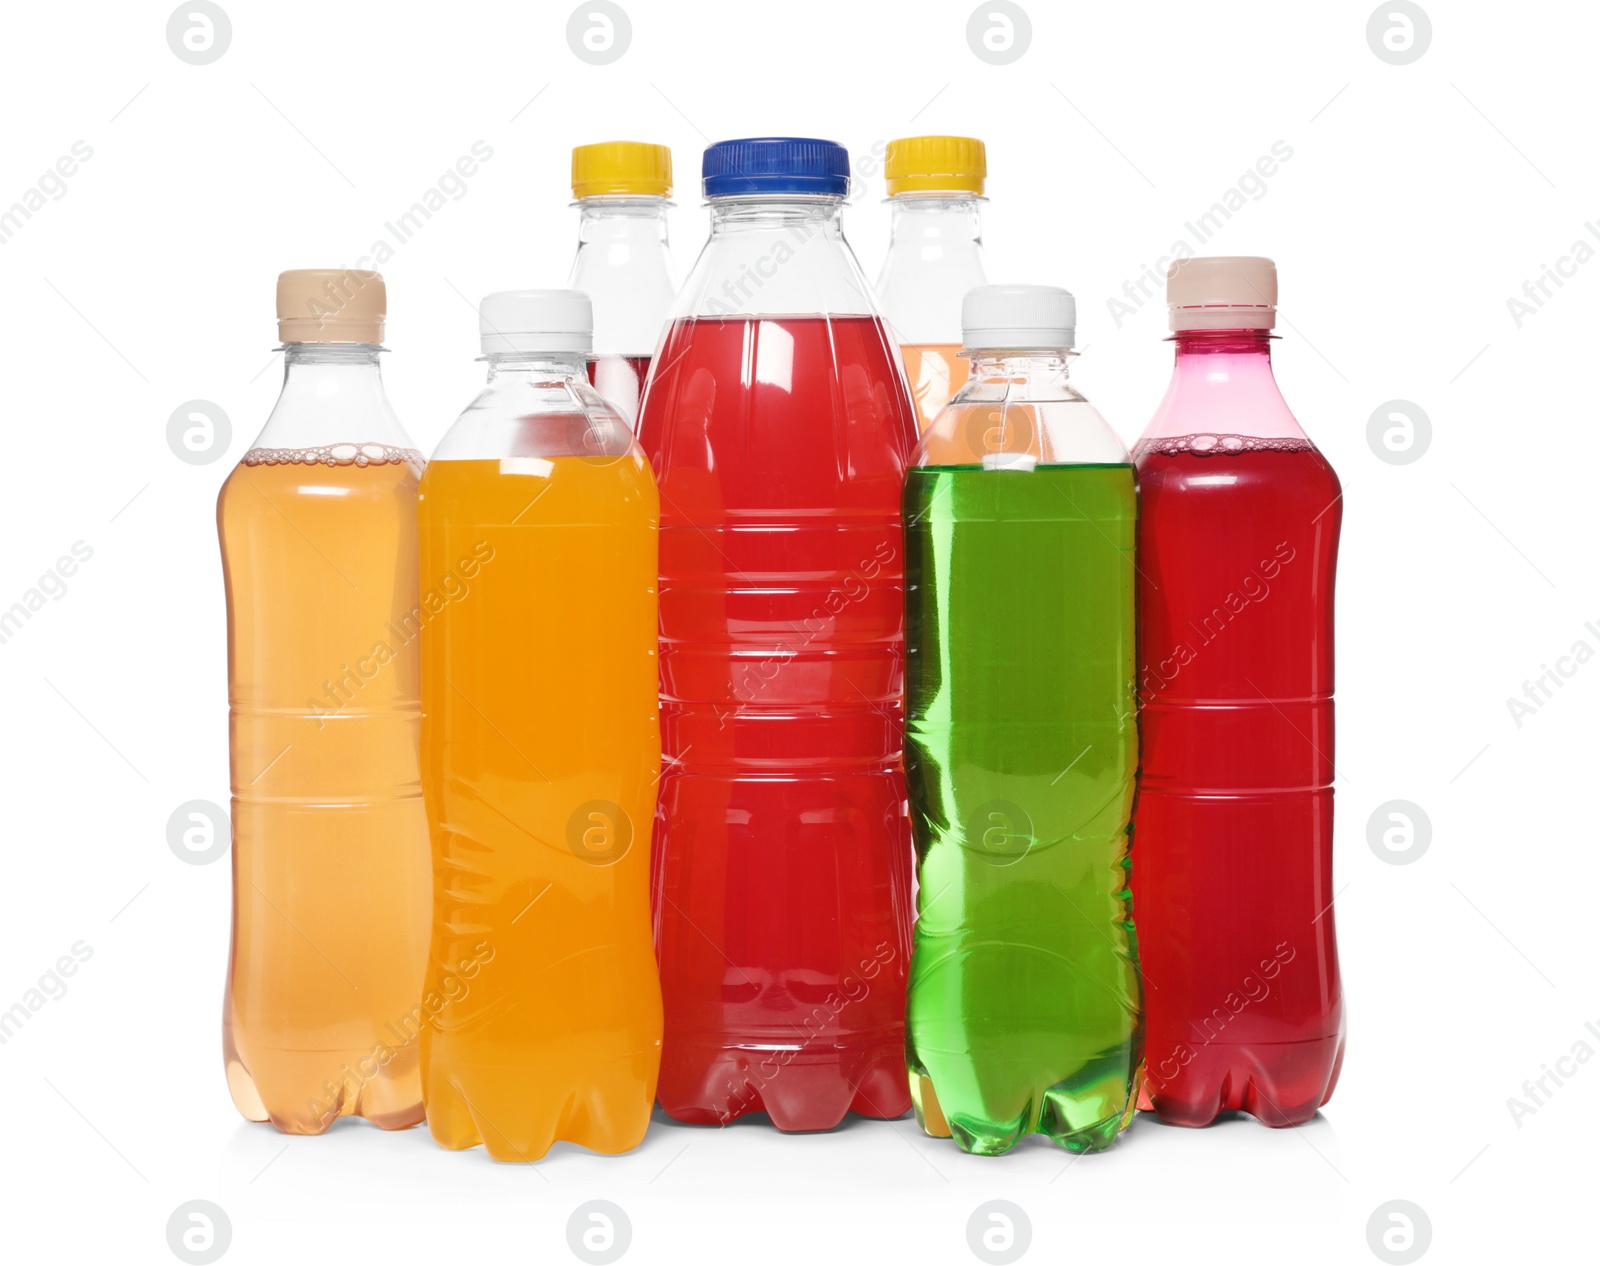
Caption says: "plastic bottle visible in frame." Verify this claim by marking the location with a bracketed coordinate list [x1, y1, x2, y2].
[417, 290, 662, 1161]
[566, 141, 677, 428]
[217, 269, 431, 1133]
[874, 135, 989, 433]
[903, 284, 1142, 1154]
[638, 137, 918, 1130]
[1132, 257, 1345, 1127]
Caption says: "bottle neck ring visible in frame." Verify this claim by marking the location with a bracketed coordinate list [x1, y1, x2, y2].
[969, 350, 1074, 374]
[483, 350, 588, 376]
[280, 342, 384, 366]
[1170, 328, 1276, 356]
[708, 195, 844, 225]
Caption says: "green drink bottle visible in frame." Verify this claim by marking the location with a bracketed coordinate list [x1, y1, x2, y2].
[903, 284, 1142, 1154]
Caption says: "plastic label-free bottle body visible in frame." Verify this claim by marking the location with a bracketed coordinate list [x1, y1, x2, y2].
[874, 136, 989, 433]
[903, 285, 1142, 1155]
[418, 291, 662, 1161]
[639, 139, 918, 1130]
[218, 270, 431, 1133]
[566, 141, 676, 428]
[1133, 258, 1344, 1127]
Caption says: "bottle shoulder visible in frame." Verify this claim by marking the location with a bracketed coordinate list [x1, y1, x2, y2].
[250, 382, 416, 453]
[430, 373, 641, 463]
[673, 216, 879, 320]
[915, 380, 1130, 469]
[1137, 348, 1313, 448]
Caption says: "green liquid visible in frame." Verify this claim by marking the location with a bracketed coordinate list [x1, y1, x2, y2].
[903, 463, 1142, 1154]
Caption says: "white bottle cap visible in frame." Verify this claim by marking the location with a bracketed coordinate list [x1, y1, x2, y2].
[1167, 256, 1277, 331]
[962, 283, 1076, 353]
[480, 289, 593, 356]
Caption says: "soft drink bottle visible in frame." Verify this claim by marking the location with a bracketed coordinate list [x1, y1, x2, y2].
[638, 138, 918, 1130]
[566, 141, 676, 428]
[217, 270, 431, 1133]
[417, 290, 663, 1160]
[904, 285, 1142, 1154]
[1133, 257, 1345, 1127]
[874, 135, 989, 433]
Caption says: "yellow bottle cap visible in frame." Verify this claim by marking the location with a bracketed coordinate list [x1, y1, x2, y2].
[884, 135, 986, 197]
[571, 141, 673, 199]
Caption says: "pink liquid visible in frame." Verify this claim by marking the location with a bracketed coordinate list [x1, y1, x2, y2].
[637, 314, 918, 1130]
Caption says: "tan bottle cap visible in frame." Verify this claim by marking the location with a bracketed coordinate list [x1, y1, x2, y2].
[1167, 256, 1276, 331]
[277, 269, 386, 344]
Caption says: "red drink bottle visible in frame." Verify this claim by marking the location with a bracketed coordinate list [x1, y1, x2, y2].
[637, 138, 918, 1129]
[1133, 257, 1345, 1127]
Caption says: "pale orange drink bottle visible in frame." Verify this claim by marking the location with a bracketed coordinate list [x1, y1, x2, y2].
[217, 270, 431, 1133]
[874, 136, 990, 432]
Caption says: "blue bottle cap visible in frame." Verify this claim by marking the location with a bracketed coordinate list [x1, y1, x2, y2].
[701, 137, 850, 198]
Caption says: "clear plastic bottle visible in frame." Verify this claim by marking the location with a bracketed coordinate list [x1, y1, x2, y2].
[904, 284, 1142, 1154]
[1132, 257, 1344, 1127]
[417, 289, 663, 1161]
[217, 269, 431, 1133]
[565, 141, 677, 428]
[874, 135, 989, 433]
[638, 137, 918, 1131]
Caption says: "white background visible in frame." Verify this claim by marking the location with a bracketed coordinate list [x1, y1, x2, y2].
[0, 1, 1591, 1263]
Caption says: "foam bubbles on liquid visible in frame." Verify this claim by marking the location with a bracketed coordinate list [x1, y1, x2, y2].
[1134, 433, 1315, 458]
[241, 443, 423, 468]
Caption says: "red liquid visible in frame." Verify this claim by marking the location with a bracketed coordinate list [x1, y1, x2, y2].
[637, 314, 918, 1129]
[589, 355, 651, 428]
[1133, 435, 1345, 1127]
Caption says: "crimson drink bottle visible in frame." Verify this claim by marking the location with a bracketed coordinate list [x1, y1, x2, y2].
[638, 137, 918, 1130]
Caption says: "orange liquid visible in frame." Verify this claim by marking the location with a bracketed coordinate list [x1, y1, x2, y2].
[218, 448, 432, 1134]
[417, 454, 662, 1161]
[901, 342, 969, 434]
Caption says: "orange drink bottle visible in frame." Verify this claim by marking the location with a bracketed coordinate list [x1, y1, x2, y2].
[217, 270, 431, 1133]
[874, 136, 990, 432]
[417, 289, 662, 1161]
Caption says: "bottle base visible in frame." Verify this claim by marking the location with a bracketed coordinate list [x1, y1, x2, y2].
[423, 1062, 656, 1163]
[911, 1071, 1135, 1155]
[226, 1057, 424, 1135]
[1138, 1034, 1345, 1128]
[657, 1039, 911, 1132]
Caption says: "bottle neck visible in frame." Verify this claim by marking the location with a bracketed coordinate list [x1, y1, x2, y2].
[875, 194, 987, 344]
[887, 193, 984, 248]
[278, 342, 387, 401]
[1142, 328, 1304, 443]
[707, 195, 844, 235]
[969, 350, 1072, 383]
[282, 340, 383, 368]
[483, 350, 588, 380]
[568, 197, 676, 357]
[574, 196, 671, 245]
[1170, 328, 1276, 385]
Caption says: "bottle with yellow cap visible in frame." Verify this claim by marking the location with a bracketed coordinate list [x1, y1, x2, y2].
[566, 141, 676, 428]
[874, 136, 990, 433]
[217, 270, 431, 1134]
